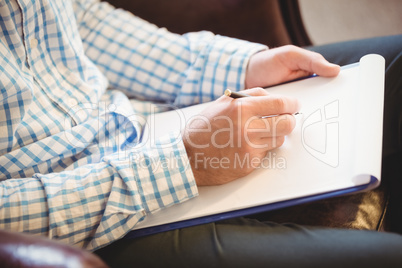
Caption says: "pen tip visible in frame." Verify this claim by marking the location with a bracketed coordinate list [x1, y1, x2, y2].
[224, 89, 232, 97]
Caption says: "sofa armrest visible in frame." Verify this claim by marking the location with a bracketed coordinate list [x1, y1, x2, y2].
[105, 0, 308, 47]
[0, 229, 108, 268]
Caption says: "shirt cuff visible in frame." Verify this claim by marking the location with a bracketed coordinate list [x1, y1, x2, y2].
[177, 32, 268, 106]
[213, 36, 268, 92]
[130, 132, 198, 214]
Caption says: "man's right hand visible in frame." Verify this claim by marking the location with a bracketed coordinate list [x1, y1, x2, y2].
[182, 87, 300, 186]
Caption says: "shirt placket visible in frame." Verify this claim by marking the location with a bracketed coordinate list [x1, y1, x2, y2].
[16, 0, 81, 125]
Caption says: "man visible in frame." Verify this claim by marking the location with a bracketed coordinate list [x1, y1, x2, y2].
[1, 0, 402, 267]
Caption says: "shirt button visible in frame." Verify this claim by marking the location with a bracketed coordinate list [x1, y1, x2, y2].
[30, 38, 38, 49]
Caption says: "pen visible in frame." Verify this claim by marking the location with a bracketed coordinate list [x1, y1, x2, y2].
[224, 89, 251, 98]
[224, 89, 301, 117]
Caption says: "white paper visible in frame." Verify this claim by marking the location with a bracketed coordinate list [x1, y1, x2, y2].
[135, 54, 385, 230]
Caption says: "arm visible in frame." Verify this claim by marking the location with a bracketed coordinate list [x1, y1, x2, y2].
[72, 0, 267, 107]
[1, 1, 339, 253]
[0, 133, 197, 251]
[183, 46, 341, 185]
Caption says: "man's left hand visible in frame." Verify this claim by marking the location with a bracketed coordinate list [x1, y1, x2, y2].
[245, 45, 340, 89]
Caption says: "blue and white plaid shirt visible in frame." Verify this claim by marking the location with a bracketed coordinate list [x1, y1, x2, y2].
[0, 0, 266, 250]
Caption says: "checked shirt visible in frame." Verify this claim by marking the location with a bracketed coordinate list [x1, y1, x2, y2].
[0, 0, 265, 250]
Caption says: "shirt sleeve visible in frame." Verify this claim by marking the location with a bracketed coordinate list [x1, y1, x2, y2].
[72, 0, 267, 107]
[0, 132, 197, 251]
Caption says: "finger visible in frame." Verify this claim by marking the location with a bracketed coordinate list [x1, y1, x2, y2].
[245, 136, 286, 152]
[243, 94, 301, 116]
[241, 87, 268, 97]
[264, 136, 285, 150]
[280, 46, 340, 77]
[245, 114, 296, 138]
[292, 47, 340, 77]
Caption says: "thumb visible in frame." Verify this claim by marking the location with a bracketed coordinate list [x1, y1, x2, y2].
[295, 48, 340, 77]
